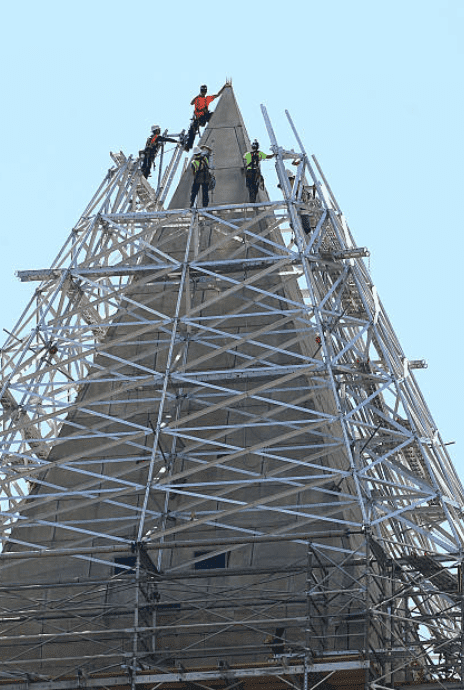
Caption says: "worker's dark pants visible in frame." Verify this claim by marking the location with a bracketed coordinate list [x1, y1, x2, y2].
[185, 112, 213, 151]
[245, 170, 262, 203]
[190, 181, 209, 207]
[301, 214, 312, 234]
[141, 147, 157, 178]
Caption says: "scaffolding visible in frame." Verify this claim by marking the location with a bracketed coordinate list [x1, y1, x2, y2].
[0, 88, 463, 690]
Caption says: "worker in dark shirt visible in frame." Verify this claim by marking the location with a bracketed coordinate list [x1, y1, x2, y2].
[190, 146, 212, 208]
[289, 161, 317, 234]
[141, 125, 178, 179]
[184, 82, 230, 151]
[243, 139, 275, 203]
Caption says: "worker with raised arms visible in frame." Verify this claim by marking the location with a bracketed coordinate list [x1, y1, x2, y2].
[184, 82, 231, 151]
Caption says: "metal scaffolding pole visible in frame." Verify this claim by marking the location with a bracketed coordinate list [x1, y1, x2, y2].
[0, 86, 462, 690]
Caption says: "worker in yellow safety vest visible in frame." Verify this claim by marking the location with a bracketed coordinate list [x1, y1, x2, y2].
[190, 146, 213, 208]
[243, 139, 275, 203]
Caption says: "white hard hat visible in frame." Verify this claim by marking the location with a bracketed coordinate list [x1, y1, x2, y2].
[151, 124, 160, 132]
[286, 169, 295, 179]
[193, 147, 202, 155]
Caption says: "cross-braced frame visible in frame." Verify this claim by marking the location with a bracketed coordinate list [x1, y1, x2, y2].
[0, 97, 462, 690]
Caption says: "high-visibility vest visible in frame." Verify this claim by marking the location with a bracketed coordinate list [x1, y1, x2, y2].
[145, 133, 159, 149]
[244, 150, 266, 170]
[192, 156, 209, 173]
[194, 96, 214, 118]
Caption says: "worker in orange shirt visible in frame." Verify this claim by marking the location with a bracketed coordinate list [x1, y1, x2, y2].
[184, 83, 230, 151]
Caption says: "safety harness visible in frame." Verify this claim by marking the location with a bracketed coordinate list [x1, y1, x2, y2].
[246, 151, 261, 171]
[145, 133, 159, 151]
[194, 96, 210, 119]
[192, 156, 210, 177]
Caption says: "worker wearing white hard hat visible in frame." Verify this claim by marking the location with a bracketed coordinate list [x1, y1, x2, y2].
[140, 124, 178, 179]
[190, 146, 212, 208]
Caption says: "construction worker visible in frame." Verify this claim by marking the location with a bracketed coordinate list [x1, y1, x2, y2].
[140, 125, 178, 179]
[277, 168, 297, 190]
[184, 83, 230, 151]
[291, 159, 316, 200]
[190, 146, 212, 208]
[243, 140, 275, 203]
[282, 165, 317, 234]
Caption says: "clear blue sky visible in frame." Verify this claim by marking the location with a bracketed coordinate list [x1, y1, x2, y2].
[1, 1, 463, 476]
